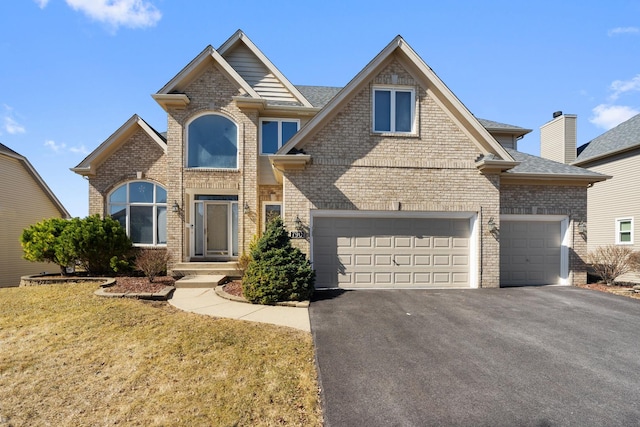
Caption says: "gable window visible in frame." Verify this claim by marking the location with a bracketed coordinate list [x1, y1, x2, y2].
[108, 181, 167, 246]
[260, 118, 299, 154]
[373, 87, 415, 133]
[187, 114, 238, 168]
[616, 218, 634, 245]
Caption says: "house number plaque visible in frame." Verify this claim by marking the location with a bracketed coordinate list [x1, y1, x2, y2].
[289, 231, 306, 239]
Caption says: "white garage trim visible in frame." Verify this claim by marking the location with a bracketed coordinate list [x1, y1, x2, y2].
[500, 214, 569, 285]
[310, 210, 479, 289]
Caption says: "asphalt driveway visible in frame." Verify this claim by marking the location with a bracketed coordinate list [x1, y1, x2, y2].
[310, 287, 640, 426]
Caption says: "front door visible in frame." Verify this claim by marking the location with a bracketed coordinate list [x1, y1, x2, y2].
[193, 198, 238, 259]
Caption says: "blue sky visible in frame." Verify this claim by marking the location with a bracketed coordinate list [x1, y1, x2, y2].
[1, 1, 639, 218]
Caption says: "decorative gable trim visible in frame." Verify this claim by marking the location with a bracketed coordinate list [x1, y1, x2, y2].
[153, 45, 260, 110]
[278, 36, 515, 164]
[219, 30, 314, 108]
[152, 93, 190, 111]
[71, 114, 166, 177]
[268, 154, 311, 184]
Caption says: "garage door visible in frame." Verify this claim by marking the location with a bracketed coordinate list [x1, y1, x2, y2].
[312, 216, 471, 288]
[500, 220, 561, 286]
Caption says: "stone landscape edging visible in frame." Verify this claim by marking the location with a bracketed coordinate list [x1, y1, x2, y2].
[19, 273, 174, 301]
[215, 285, 309, 308]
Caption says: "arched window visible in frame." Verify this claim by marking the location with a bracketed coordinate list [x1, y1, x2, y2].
[108, 181, 167, 245]
[187, 114, 238, 168]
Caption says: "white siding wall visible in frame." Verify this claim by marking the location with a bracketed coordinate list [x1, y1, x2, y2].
[0, 156, 65, 287]
[584, 150, 640, 252]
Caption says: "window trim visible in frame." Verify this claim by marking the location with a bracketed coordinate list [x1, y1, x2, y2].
[615, 217, 634, 245]
[185, 112, 239, 169]
[262, 201, 283, 230]
[372, 86, 416, 134]
[259, 118, 300, 155]
[107, 181, 167, 247]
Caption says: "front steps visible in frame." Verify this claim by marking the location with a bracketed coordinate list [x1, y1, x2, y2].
[174, 275, 226, 289]
[171, 261, 243, 289]
[171, 261, 242, 278]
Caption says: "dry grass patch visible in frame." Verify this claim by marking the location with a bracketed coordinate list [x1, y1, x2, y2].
[0, 283, 321, 426]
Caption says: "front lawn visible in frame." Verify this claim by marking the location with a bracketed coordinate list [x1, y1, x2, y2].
[0, 283, 321, 426]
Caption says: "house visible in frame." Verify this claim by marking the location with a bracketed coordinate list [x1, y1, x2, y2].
[567, 113, 639, 252]
[73, 30, 607, 288]
[0, 143, 70, 287]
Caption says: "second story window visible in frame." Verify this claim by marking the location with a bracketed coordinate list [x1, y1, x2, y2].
[373, 87, 415, 133]
[187, 114, 238, 168]
[260, 118, 299, 154]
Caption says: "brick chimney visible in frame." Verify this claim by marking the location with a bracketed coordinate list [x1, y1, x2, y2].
[540, 111, 577, 164]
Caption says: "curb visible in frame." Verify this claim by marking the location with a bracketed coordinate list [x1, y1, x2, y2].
[214, 285, 310, 308]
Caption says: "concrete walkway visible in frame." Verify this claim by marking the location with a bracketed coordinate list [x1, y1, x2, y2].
[169, 287, 311, 332]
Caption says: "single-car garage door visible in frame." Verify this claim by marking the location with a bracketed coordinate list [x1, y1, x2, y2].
[312, 215, 472, 288]
[500, 219, 562, 286]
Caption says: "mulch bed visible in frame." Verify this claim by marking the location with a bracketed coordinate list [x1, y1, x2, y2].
[223, 279, 243, 298]
[576, 282, 640, 300]
[105, 276, 175, 294]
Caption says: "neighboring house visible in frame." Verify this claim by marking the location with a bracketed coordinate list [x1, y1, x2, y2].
[0, 143, 70, 287]
[569, 113, 640, 252]
[73, 30, 606, 288]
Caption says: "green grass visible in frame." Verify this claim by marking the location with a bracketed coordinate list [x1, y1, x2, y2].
[0, 283, 322, 426]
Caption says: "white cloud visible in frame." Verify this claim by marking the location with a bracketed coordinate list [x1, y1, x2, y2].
[2, 106, 26, 135]
[45, 140, 89, 155]
[609, 74, 640, 101]
[608, 27, 640, 36]
[65, 0, 162, 30]
[69, 144, 89, 155]
[4, 116, 26, 135]
[45, 140, 66, 152]
[34, 0, 50, 8]
[590, 104, 640, 129]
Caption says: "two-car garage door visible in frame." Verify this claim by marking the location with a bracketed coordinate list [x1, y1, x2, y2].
[312, 215, 473, 288]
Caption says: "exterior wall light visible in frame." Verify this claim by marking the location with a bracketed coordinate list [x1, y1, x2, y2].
[294, 215, 303, 231]
[578, 220, 587, 235]
[487, 217, 498, 235]
[172, 200, 180, 213]
[243, 201, 250, 214]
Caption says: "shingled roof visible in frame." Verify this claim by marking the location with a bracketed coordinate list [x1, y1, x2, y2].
[574, 113, 640, 165]
[504, 148, 608, 181]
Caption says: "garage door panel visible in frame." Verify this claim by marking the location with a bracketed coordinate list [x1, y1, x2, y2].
[433, 237, 451, 248]
[355, 254, 371, 266]
[414, 273, 431, 284]
[452, 272, 469, 283]
[414, 237, 432, 248]
[395, 255, 411, 265]
[453, 255, 468, 266]
[394, 237, 412, 248]
[313, 216, 471, 288]
[375, 236, 392, 247]
[375, 254, 392, 266]
[500, 220, 561, 286]
[355, 237, 372, 247]
[394, 272, 411, 284]
[414, 255, 431, 266]
[433, 255, 451, 266]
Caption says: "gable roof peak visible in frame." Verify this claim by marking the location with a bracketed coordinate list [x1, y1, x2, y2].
[278, 34, 514, 162]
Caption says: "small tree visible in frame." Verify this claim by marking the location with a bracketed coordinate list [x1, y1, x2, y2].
[587, 245, 640, 285]
[243, 217, 315, 304]
[135, 248, 171, 282]
[59, 215, 133, 275]
[21, 217, 74, 275]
